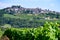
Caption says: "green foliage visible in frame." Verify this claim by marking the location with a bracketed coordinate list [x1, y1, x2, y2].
[3, 22, 60, 40]
[57, 28, 60, 40]
[1, 14, 60, 28]
[0, 9, 60, 28]
[0, 28, 3, 38]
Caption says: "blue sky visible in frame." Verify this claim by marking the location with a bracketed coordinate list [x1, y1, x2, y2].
[0, 0, 60, 12]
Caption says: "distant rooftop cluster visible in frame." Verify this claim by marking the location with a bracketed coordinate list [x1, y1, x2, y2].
[2, 5, 60, 14]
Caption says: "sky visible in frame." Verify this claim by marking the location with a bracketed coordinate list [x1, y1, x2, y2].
[0, 0, 60, 12]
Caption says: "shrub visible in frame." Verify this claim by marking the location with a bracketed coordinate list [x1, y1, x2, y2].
[3, 22, 60, 40]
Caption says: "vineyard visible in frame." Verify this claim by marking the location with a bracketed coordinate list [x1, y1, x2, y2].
[0, 1, 60, 40]
[0, 22, 60, 40]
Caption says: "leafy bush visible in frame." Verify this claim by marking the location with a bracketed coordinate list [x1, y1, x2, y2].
[3, 22, 60, 40]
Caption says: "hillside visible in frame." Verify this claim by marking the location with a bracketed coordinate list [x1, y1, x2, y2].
[0, 5, 60, 28]
[0, 5, 60, 40]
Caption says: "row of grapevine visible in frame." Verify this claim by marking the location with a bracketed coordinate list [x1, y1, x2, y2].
[3, 22, 60, 40]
